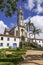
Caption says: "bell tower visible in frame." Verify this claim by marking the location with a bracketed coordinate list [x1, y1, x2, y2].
[17, 6, 24, 26]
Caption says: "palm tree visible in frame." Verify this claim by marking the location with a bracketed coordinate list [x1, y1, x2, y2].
[25, 20, 34, 46]
[26, 20, 34, 38]
[32, 26, 41, 42]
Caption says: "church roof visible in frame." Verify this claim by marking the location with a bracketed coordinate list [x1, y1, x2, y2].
[4, 28, 10, 32]
[0, 34, 20, 38]
[9, 25, 17, 32]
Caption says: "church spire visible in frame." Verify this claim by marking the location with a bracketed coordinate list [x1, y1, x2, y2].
[17, 6, 24, 26]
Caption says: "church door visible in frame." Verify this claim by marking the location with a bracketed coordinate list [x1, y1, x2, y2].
[13, 43, 17, 48]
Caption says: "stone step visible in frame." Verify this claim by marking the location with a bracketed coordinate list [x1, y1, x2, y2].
[20, 60, 43, 65]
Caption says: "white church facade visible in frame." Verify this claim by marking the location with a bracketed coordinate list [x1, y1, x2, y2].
[0, 7, 43, 49]
[0, 7, 28, 49]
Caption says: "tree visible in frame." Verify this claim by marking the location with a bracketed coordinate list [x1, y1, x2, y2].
[0, 0, 25, 17]
[25, 20, 34, 46]
[26, 20, 34, 38]
[19, 36, 25, 48]
[32, 26, 41, 42]
[19, 29, 25, 49]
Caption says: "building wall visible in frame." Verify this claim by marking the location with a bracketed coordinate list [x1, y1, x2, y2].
[18, 27, 28, 37]
[28, 38, 43, 47]
[33, 39, 43, 47]
[0, 36, 20, 49]
[14, 27, 18, 36]
[36, 40, 43, 47]
[13, 26, 28, 37]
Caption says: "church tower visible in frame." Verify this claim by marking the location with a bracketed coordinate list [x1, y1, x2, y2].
[17, 6, 24, 26]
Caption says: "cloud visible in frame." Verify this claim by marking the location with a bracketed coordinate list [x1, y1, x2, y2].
[36, 0, 43, 4]
[24, 0, 43, 14]
[31, 15, 43, 30]
[10, 23, 15, 28]
[0, 20, 8, 34]
[24, 15, 43, 39]
[24, 16, 31, 23]
[10, 22, 17, 28]
[24, 15, 43, 31]
[24, 0, 35, 10]
[34, 0, 43, 14]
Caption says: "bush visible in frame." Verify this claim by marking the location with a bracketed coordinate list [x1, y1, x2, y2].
[0, 62, 14, 65]
[16, 48, 20, 51]
[0, 48, 26, 65]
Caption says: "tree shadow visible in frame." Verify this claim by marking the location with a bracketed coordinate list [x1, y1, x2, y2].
[25, 55, 42, 60]
[18, 54, 43, 65]
[22, 61, 43, 65]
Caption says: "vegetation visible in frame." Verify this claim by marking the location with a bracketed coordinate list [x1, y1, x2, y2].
[0, 62, 14, 65]
[32, 26, 41, 39]
[19, 36, 25, 49]
[0, 48, 26, 65]
[0, 0, 25, 17]
[0, 43, 42, 65]
[26, 19, 41, 38]
[26, 20, 34, 31]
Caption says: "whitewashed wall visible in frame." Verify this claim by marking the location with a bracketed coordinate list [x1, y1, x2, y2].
[32, 39, 43, 47]
[0, 36, 20, 49]
[36, 40, 43, 47]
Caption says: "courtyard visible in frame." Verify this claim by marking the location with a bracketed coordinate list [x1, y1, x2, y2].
[20, 50, 43, 65]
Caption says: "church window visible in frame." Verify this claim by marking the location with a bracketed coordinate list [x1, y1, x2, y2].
[0, 43, 3, 46]
[7, 43, 9, 46]
[14, 38, 16, 41]
[39, 40, 40, 43]
[7, 38, 9, 41]
[1, 37, 3, 40]
[16, 31, 18, 36]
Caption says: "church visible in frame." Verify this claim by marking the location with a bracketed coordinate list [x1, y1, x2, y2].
[4, 6, 28, 39]
[0, 7, 43, 49]
[0, 7, 28, 49]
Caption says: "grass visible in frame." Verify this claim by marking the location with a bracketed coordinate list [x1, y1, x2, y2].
[0, 62, 14, 65]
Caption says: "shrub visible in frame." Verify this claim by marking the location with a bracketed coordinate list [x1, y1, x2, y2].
[0, 62, 14, 65]
[16, 48, 20, 51]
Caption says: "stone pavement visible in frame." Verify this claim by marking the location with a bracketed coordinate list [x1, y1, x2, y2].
[19, 50, 43, 65]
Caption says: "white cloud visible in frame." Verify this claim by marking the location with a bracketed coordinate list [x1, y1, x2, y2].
[0, 20, 8, 34]
[34, 0, 43, 14]
[10, 22, 17, 28]
[31, 15, 43, 30]
[24, 15, 43, 31]
[24, 15, 43, 39]
[10, 23, 15, 28]
[36, 0, 43, 4]
[24, 0, 35, 10]
[24, 16, 31, 23]
[34, 2, 43, 14]
[24, 0, 43, 14]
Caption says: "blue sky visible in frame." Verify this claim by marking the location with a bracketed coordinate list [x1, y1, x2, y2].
[0, 0, 43, 38]
[0, 0, 38, 28]
[0, 0, 43, 28]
